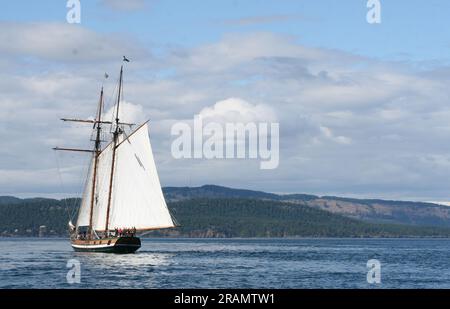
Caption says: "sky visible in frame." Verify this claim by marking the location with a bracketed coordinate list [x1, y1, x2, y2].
[2, 0, 450, 202]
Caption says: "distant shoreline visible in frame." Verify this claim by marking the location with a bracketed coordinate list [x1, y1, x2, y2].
[2, 236, 450, 240]
[4, 190, 450, 239]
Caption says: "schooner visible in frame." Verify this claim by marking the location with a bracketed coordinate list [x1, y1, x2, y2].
[55, 62, 176, 253]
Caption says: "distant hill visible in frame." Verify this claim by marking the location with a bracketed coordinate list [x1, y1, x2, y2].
[163, 185, 281, 201]
[164, 185, 317, 202]
[2, 187, 450, 238]
[0, 185, 450, 237]
[303, 196, 450, 227]
[163, 185, 450, 227]
[155, 198, 450, 238]
[0, 196, 23, 205]
[0, 198, 80, 237]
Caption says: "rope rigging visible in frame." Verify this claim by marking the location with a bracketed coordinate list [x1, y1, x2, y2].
[53, 149, 91, 223]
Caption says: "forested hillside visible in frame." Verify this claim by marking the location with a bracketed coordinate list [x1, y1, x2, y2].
[2, 196, 450, 238]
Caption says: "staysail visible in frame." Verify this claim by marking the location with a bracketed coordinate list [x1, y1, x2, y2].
[76, 158, 94, 228]
[76, 123, 174, 231]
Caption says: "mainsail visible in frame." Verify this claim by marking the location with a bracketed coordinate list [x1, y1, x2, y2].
[76, 123, 175, 232]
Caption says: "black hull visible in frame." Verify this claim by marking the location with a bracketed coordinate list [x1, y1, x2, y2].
[71, 237, 141, 254]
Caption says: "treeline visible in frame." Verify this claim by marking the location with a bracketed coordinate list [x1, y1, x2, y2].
[1, 197, 450, 238]
[0, 198, 79, 236]
[157, 198, 450, 238]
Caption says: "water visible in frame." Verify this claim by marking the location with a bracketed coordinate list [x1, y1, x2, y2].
[0, 238, 449, 289]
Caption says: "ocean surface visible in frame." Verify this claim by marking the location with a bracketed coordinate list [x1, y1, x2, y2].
[0, 238, 449, 289]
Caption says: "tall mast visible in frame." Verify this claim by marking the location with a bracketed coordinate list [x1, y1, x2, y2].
[105, 65, 123, 232]
[88, 87, 104, 238]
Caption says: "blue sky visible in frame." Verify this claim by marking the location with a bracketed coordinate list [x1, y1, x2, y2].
[3, 0, 450, 201]
[1, 0, 450, 62]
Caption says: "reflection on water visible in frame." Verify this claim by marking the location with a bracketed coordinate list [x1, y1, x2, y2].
[75, 251, 174, 268]
[73, 251, 175, 289]
[1, 238, 450, 288]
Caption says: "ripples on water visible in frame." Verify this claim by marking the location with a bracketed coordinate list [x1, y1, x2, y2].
[0, 238, 449, 289]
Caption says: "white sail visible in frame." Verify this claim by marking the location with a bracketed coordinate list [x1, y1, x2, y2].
[76, 158, 94, 228]
[108, 123, 175, 231]
[76, 143, 114, 229]
[91, 142, 115, 231]
[76, 123, 174, 231]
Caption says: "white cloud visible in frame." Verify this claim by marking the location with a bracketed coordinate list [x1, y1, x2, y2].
[172, 32, 346, 73]
[319, 126, 352, 145]
[103, 101, 147, 125]
[0, 22, 147, 62]
[3, 26, 450, 200]
[198, 98, 277, 123]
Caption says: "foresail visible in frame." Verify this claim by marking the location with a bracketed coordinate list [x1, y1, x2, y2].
[76, 145, 114, 230]
[76, 157, 94, 228]
[108, 123, 175, 230]
[91, 142, 114, 231]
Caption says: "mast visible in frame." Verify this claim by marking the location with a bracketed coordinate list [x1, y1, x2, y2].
[105, 65, 123, 232]
[88, 87, 104, 238]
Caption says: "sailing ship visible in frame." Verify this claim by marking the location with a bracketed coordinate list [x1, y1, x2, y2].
[55, 62, 176, 253]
